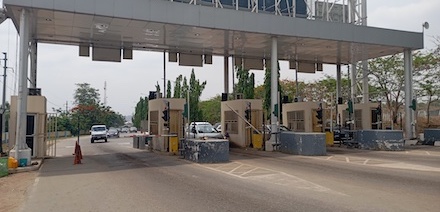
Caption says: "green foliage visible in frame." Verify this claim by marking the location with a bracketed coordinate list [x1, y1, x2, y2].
[132, 97, 148, 128]
[69, 84, 124, 135]
[189, 69, 207, 121]
[263, 66, 282, 115]
[74, 83, 100, 105]
[166, 80, 172, 98]
[199, 95, 221, 124]
[369, 54, 405, 123]
[234, 66, 255, 99]
[173, 75, 183, 98]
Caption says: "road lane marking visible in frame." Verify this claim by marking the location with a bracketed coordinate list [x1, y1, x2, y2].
[363, 159, 370, 165]
[197, 162, 346, 196]
[326, 156, 333, 160]
[345, 157, 350, 163]
[118, 142, 131, 145]
[228, 164, 244, 173]
[426, 151, 431, 155]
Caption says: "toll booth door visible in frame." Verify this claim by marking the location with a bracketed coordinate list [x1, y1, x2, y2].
[26, 115, 36, 156]
[170, 110, 182, 138]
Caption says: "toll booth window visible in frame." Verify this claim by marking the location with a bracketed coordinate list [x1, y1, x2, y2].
[287, 111, 305, 132]
[224, 111, 238, 134]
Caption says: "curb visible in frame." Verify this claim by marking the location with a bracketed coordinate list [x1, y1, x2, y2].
[8, 158, 44, 174]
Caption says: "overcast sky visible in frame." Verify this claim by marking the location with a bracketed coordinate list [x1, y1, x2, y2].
[0, 0, 439, 116]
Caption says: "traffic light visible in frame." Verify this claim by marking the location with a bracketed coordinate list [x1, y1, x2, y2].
[346, 100, 353, 114]
[272, 103, 279, 117]
[316, 104, 323, 125]
[245, 102, 251, 120]
[162, 101, 170, 122]
[409, 99, 417, 111]
[182, 103, 188, 117]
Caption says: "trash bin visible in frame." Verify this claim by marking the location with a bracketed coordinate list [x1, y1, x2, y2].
[138, 137, 146, 149]
[19, 158, 28, 167]
[169, 136, 178, 153]
[132, 136, 139, 148]
[0, 157, 8, 177]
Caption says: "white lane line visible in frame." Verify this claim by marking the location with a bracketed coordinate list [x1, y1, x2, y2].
[345, 157, 350, 163]
[426, 151, 431, 155]
[240, 167, 258, 176]
[228, 164, 244, 173]
[326, 156, 333, 160]
[405, 151, 409, 154]
[363, 159, 370, 165]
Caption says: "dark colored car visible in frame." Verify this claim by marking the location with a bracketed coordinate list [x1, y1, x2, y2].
[107, 128, 120, 138]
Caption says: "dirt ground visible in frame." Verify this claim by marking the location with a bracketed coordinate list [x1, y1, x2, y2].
[0, 171, 38, 212]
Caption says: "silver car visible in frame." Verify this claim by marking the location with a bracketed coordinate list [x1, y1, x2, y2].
[187, 122, 224, 139]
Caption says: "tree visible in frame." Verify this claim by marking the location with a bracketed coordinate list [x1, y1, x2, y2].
[132, 97, 149, 128]
[74, 83, 100, 106]
[234, 66, 255, 99]
[369, 55, 405, 124]
[189, 69, 207, 121]
[166, 80, 172, 98]
[263, 65, 282, 116]
[414, 48, 440, 126]
[199, 95, 221, 124]
[173, 75, 183, 98]
[71, 83, 124, 135]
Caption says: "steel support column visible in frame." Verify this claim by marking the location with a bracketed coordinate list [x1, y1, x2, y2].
[404, 49, 414, 139]
[30, 40, 37, 88]
[270, 37, 278, 135]
[224, 56, 229, 94]
[12, 9, 31, 162]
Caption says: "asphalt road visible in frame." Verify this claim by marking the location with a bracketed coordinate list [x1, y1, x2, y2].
[21, 134, 440, 212]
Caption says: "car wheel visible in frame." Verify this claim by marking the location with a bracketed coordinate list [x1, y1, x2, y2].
[105, 138, 108, 142]
[91, 138, 94, 143]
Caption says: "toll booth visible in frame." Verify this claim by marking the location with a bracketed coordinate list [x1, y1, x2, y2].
[8, 95, 47, 158]
[282, 102, 327, 133]
[221, 99, 263, 148]
[148, 98, 185, 152]
[338, 103, 382, 130]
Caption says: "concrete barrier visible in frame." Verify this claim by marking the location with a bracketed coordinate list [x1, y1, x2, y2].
[279, 132, 326, 156]
[355, 130, 404, 151]
[182, 139, 229, 163]
[423, 129, 440, 145]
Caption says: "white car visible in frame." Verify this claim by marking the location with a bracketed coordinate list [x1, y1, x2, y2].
[90, 125, 108, 143]
[187, 122, 224, 139]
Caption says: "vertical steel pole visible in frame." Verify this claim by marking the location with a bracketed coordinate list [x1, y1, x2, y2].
[404, 49, 414, 139]
[14, 9, 31, 160]
[270, 37, 278, 136]
[0, 53, 6, 154]
[224, 56, 229, 94]
[30, 41, 37, 88]
[163, 51, 166, 98]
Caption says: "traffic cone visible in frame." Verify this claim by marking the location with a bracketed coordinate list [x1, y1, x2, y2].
[73, 141, 82, 165]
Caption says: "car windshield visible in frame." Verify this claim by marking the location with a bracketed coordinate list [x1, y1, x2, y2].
[92, 127, 106, 131]
[196, 124, 215, 133]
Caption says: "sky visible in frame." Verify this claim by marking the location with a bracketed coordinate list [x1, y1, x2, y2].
[0, 0, 439, 116]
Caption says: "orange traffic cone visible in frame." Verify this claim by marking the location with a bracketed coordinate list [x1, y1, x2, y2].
[73, 141, 82, 165]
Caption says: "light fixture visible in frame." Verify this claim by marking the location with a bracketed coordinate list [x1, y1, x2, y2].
[422, 21, 429, 34]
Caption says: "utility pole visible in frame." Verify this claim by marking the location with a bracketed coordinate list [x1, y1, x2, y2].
[0, 52, 7, 154]
[103, 81, 107, 107]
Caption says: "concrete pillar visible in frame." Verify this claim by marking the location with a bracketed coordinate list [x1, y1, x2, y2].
[362, 60, 369, 103]
[270, 37, 278, 134]
[224, 55, 229, 94]
[30, 40, 37, 88]
[11, 9, 31, 164]
[404, 49, 414, 139]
